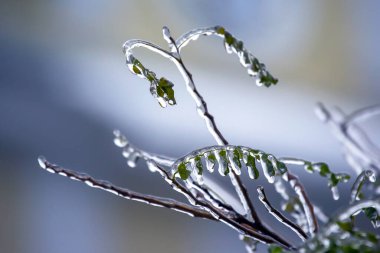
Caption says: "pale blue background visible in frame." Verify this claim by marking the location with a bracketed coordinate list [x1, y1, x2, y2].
[0, 1, 379, 252]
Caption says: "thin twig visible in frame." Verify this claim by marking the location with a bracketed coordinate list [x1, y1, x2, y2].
[257, 186, 308, 241]
[280, 170, 318, 236]
[38, 156, 214, 220]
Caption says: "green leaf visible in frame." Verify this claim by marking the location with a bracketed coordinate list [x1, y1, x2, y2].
[234, 40, 243, 51]
[224, 32, 234, 46]
[132, 65, 142, 74]
[330, 173, 339, 187]
[232, 149, 242, 168]
[337, 221, 353, 232]
[177, 163, 191, 180]
[246, 154, 259, 179]
[268, 245, 283, 253]
[319, 163, 330, 177]
[304, 163, 314, 173]
[276, 161, 287, 174]
[194, 156, 203, 175]
[215, 26, 225, 35]
[367, 233, 378, 244]
[207, 153, 216, 164]
[364, 207, 379, 220]
[219, 150, 230, 175]
[262, 154, 275, 177]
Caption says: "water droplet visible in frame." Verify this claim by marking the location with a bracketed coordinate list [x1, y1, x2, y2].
[215, 151, 228, 176]
[204, 153, 215, 172]
[247, 167, 255, 180]
[224, 42, 233, 54]
[157, 97, 167, 108]
[331, 186, 340, 200]
[46, 168, 55, 174]
[113, 130, 128, 147]
[38, 156, 47, 169]
[122, 147, 134, 158]
[366, 169, 376, 182]
[127, 153, 140, 168]
[247, 68, 257, 77]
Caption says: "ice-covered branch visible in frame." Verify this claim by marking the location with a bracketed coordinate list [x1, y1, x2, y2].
[113, 129, 175, 167]
[315, 103, 380, 174]
[257, 186, 308, 241]
[37, 156, 214, 220]
[278, 169, 318, 236]
[146, 160, 292, 248]
[350, 169, 376, 204]
[279, 157, 350, 200]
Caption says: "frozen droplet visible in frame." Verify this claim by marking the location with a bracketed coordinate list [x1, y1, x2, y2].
[247, 68, 257, 77]
[85, 180, 94, 187]
[190, 159, 204, 185]
[46, 168, 55, 174]
[239, 52, 251, 68]
[331, 186, 340, 200]
[168, 99, 175, 105]
[147, 160, 158, 173]
[366, 169, 376, 182]
[204, 153, 215, 172]
[227, 151, 241, 175]
[260, 156, 275, 184]
[127, 153, 139, 168]
[255, 77, 264, 87]
[113, 130, 128, 147]
[215, 151, 228, 176]
[122, 147, 134, 158]
[157, 97, 167, 108]
[224, 42, 233, 54]
[247, 166, 255, 180]
[38, 156, 47, 169]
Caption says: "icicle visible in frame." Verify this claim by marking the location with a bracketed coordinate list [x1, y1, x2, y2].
[260, 154, 275, 183]
[215, 150, 228, 176]
[227, 150, 241, 175]
[204, 153, 215, 172]
[38, 156, 47, 169]
[331, 186, 340, 200]
[190, 159, 204, 185]
[122, 146, 134, 158]
[127, 152, 140, 168]
[350, 169, 376, 203]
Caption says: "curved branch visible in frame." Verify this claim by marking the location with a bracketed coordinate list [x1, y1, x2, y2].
[38, 156, 214, 220]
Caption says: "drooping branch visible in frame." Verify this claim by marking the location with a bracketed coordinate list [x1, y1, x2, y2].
[37, 156, 214, 220]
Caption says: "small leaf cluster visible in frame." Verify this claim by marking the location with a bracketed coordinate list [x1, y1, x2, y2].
[215, 26, 278, 87]
[304, 162, 350, 190]
[173, 145, 288, 182]
[129, 56, 176, 107]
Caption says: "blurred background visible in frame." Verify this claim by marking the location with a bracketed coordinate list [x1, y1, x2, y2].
[0, 1, 379, 252]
